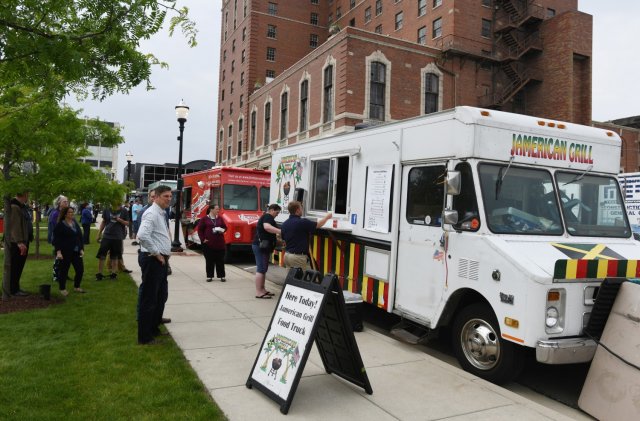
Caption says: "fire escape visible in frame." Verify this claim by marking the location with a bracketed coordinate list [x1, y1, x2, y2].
[482, 0, 545, 109]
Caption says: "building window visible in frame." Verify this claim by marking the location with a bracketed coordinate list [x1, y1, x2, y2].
[376, 0, 382, 15]
[336, 7, 342, 18]
[230, 102, 234, 115]
[223, 50, 227, 61]
[242, 27, 247, 41]
[375, 24, 382, 34]
[222, 69, 226, 81]
[231, 60, 235, 72]
[395, 12, 403, 30]
[323, 65, 334, 123]
[481, 19, 491, 38]
[417, 26, 426, 44]
[310, 34, 319, 48]
[328, 13, 333, 25]
[268, 2, 277, 15]
[433, 0, 442, 8]
[280, 92, 288, 140]
[244, 0, 248, 17]
[350, 0, 356, 9]
[221, 89, 225, 101]
[311, 0, 319, 4]
[266, 69, 276, 79]
[228, 124, 233, 141]
[369, 61, 386, 121]
[266, 47, 276, 61]
[267, 24, 276, 38]
[424, 73, 439, 114]
[300, 80, 309, 132]
[219, 129, 223, 143]
[482, 0, 491, 6]
[349, 18, 355, 27]
[237, 121, 243, 157]
[218, 149, 222, 163]
[250, 110, 257, 151]
[240, 94, 244, 107]
[419, 0, 427, 16]
[227, 144, 231, 160]
[432, 17, 442, 38]
[311, 12, 318, 25]
[220, 109, 224, 120]
[240, 72, 245, 86]
[230, 81, 234, 94]
[547, 8, 556, 17]
[241, 49, 246, 63]
[264, 102, 271, 144]
[232, 39, 236, 52]
[365, 7, 371, 23]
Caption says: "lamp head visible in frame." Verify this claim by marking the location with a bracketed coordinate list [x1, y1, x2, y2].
[175, 99, 190, 122]
[125, 151, 133, 163]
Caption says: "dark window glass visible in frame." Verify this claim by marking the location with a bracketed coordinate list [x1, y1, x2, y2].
[280, 92, 288, 140]
[300, 80, 309, 131]
[370, 62, 386, 120]
[406, 165, 445, 226]
[424, 73, 439, 114]
[223, 184, 258, 210]
[323, 65, 334, 123]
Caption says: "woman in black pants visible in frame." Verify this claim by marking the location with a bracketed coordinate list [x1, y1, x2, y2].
[53, 207, 85, 296]
[197, 205, 227, 282]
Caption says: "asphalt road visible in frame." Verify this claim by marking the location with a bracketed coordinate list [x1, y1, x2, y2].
[233, 255, 593, 420]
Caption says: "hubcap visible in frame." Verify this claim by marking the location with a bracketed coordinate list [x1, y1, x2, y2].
[460, 318, 500, 371]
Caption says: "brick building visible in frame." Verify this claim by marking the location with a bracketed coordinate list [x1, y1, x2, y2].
[217, 0, 597, 169]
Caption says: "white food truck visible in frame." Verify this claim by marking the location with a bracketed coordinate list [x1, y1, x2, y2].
[270, 106, 639, 383]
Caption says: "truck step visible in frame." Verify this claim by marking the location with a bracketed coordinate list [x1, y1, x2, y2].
[390, 321, 434, 345]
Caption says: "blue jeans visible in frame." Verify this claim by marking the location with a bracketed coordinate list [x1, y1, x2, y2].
[252, 243, 270, 274]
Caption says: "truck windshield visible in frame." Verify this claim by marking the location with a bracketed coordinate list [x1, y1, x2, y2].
[223, 184, 258, 210]
[556, 172, 630, 237]
[479, 164, 563, 235]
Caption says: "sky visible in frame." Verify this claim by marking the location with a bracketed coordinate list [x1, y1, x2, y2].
[69, 0, 639, 182]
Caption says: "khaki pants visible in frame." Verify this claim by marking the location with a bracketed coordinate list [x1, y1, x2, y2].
[284, 253, 309, 271]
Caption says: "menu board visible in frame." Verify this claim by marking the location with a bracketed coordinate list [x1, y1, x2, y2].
[364, 165, 393, 233]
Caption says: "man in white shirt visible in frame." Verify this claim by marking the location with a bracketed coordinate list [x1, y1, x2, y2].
[136, 185, 172, 345]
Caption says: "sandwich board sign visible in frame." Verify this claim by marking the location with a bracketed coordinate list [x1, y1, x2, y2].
[246, 269, 372, 414]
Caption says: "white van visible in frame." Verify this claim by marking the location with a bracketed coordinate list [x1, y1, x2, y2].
[270, 106, 637, 383]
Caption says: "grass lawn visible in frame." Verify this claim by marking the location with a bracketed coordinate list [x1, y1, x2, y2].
[0, 226, 226, 420]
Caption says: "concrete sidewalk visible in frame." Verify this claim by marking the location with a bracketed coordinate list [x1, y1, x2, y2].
[121, 240, 576, 421]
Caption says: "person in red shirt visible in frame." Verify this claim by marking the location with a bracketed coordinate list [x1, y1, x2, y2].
[197, 205, 228, 282]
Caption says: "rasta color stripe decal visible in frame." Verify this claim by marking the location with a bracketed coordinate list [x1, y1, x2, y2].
[553, 259, 640, 280]
[274, 233, 389, 310]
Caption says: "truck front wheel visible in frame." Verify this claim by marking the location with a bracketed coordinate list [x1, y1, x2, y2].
[451, 303, 523, 384]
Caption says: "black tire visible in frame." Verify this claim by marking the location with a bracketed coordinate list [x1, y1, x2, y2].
[451, 303, 523, 384]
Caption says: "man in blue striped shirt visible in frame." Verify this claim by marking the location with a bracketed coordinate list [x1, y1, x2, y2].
[136, 185, 173, 345]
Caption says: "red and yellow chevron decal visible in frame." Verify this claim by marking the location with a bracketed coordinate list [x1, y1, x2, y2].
[554, 259, 640, 280]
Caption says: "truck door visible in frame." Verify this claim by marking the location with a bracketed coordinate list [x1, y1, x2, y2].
[395, 164, 446, 324]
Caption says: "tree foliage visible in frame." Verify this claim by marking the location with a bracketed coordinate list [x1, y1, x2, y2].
[0, 0, 197, 100]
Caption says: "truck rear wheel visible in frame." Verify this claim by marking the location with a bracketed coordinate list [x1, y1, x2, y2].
[451, 303, 523, 384]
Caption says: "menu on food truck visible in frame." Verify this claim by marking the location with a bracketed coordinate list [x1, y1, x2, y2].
[364, 164, 393, 233]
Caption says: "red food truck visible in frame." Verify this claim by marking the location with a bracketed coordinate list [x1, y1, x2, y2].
[181, 167, 271, 259]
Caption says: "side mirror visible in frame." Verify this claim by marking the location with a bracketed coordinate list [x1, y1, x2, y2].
[446, 171, 461, 196]
[443, 210, 459, 225]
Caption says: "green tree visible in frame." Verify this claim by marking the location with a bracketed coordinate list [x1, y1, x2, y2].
[1, 87, 127, 299]
[0, 0, 196, 99]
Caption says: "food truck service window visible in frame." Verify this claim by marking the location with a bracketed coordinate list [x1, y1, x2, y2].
[310, 156, 349, 214]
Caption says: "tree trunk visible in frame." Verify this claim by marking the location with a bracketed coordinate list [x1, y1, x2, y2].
[2, 195, 12, 300]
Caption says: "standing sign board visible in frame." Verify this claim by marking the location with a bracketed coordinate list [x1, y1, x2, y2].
[246, 269, 372, 414]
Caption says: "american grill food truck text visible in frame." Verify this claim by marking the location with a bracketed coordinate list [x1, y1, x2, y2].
[269, 107, 638, 384]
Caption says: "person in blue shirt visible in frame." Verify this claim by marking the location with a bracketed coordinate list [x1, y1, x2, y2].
[280, 201, 332, 270]
[80, 203, 93, 244]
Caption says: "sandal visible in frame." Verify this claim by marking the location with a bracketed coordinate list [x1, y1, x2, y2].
[74, 288, 86, 293]
[255, 293, 272, 299]
[60, 290, 69, 297]
[265, 291, 275, 296]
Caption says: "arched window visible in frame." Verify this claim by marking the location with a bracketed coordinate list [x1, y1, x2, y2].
[280, 92, 288, 140]
[323, 65, 334, 123]
[424, 73, 439, 114]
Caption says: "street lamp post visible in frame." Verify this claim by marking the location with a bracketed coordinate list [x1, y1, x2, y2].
[125, 151, 133, 202]
[125, 151, 133, 182]
[172, 100, 189, 252]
